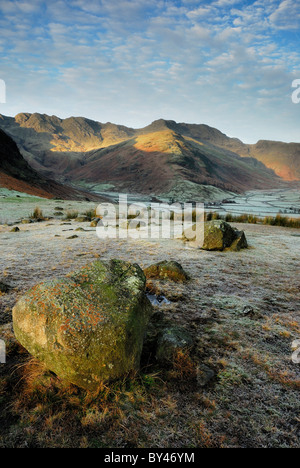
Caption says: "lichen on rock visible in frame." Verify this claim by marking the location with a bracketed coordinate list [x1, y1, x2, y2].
[183, 220, 248, 252]
[12, 259, 153, 391]
[144, 260, 190, 282]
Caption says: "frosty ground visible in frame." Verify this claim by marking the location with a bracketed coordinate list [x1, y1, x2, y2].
[0, 204, 299, 448]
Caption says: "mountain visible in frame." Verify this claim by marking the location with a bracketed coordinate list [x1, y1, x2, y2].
[247, 141, 300, 181]
[0, 113, 297, 201]
[0, 128, 102, 200]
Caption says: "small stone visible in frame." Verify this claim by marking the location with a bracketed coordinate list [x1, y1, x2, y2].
[242, 305, 255, 317]
[144, 261, 190, 282]
[196, 365, 215, 387]
[90, 218, 101, 227]
[21, 219, 33, 224]
[75, 216, 90, 223]
[156, 326, 194, 365]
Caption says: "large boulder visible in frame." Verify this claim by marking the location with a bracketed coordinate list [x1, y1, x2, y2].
[203, 220, 237, 250]
[184, 220, 248, 251]
[13, 260, 153, 391]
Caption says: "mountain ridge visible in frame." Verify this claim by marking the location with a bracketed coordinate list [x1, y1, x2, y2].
[0, 113, 298, 201]
[0, 127, 104, 201]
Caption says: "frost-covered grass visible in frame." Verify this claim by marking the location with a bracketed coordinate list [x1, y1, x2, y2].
[0, 220, 299, 448]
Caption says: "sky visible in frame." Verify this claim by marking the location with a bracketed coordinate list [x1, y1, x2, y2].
[0, 0, 299, 143]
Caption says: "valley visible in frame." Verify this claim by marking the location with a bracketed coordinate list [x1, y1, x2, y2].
[1, 114, 298, 204]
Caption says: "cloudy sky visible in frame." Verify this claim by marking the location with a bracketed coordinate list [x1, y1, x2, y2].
[0, 0, 299, 143]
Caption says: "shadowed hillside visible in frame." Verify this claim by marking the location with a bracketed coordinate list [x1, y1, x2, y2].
[0, 128, 103, 201]
[0, 113, 297, 200]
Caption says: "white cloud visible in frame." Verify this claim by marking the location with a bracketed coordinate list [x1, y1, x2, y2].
[0, 0, 299, 143]
[269, 0, 300, 29]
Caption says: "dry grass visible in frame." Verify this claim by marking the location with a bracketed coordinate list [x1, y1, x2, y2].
[0, 220, 299, 448]
[31, 206, 44, 220]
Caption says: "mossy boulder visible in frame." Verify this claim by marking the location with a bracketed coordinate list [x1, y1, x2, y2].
[13, 260, 153, 391]
[203, 220, 237, 250]
[225, 229, 248, 252]
[144, 261, 190, 282]
[184, 220, 248, 251]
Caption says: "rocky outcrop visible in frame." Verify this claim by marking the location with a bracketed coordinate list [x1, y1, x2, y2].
[12, 260, 153, 391]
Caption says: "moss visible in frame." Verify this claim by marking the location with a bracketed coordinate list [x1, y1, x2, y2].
[12, 260, 153, 391]
[144, 261, 190, 283]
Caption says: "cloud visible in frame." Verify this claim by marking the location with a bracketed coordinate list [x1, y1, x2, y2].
[269, 0, 300, 30]
[0, 0, 299, 143]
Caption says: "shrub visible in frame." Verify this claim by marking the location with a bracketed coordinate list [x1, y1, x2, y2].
[65, 210, 79, 220]
[82, 209, 97, 221]
[204, 211, 300, 229]
[31, 206, 44, 220]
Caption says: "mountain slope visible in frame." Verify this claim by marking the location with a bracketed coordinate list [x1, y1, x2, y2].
[68, 128, 280, 195]
[141, 120, 300, 181]
[247, 141, 300, 181]
[0, 128, 101, 200]
[0, 113, 296, 201]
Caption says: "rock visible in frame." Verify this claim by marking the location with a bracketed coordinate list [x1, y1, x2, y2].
[90, 218, 101, 227]
[155, 326, 194, 365]
[144, 261, 190, 282]
[67, 235, 79, 239]
[75, 227, 85, 232]
[225, 230, 248, 252]
[21, 219, 33, 224]
[141, 311, 165, 364]
[12, 260, 153, 391]
[196, 365, 215, 387]
[202, 220, 237, 250]
[54, 212, 64, 217]
[242, 305, 254, 315]
[10, 227, 20, 232]
[184, 220, 248, 252]
[75, 216, 90, 223]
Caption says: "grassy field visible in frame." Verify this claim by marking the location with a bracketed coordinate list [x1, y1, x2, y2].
[0, 213, 299, 448]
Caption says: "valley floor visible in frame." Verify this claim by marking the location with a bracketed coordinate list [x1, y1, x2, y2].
[0, 218, 299, 448]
